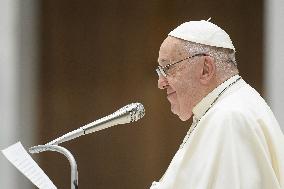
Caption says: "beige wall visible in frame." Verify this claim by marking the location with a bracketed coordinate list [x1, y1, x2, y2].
[264, 0, 284, 130]
[37, 1, 263, 189]
[0, 0, 38, 188]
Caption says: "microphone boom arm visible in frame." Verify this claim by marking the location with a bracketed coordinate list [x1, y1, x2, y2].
[46, 103, 145, 145]
[46, 110, 130, 145]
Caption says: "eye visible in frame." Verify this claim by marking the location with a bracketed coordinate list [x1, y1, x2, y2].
[165, 65, 171, 70]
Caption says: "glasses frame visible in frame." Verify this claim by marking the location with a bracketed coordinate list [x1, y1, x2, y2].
[156, 53, 208, 77]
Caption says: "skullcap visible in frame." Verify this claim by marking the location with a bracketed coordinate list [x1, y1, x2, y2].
[168, 20, 235, 51]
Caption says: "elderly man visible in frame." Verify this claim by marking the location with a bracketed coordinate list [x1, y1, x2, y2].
[151, 20, 284, 189]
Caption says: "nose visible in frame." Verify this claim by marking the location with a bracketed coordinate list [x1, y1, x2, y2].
[158, 76, 169, 89]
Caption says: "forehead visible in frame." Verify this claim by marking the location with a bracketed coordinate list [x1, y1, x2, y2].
[158, 36, 187, 66]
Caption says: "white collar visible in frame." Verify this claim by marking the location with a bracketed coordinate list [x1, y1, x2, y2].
[192, 74, 241, 120]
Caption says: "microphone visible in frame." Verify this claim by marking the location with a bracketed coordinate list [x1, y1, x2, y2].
[46, 103, 145, 145]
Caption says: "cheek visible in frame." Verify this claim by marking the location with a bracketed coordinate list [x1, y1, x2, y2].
[173, 74, 193, 96]
[169, 67, 199, 101]
[174, 75, 198, 105]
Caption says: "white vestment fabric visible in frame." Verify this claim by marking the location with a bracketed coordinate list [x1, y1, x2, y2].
[150, 75, 284, 189]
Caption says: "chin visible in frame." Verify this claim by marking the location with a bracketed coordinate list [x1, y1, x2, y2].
[170, 103, 192, 121]
[178, 112, 192, 121]
[170, 104, 179, 114]
[178, 115, 190, 121]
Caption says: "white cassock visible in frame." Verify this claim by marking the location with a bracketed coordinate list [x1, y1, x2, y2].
[150, 75, 284, 189]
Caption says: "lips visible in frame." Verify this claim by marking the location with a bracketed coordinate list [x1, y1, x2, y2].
[167, 91, 176, 97]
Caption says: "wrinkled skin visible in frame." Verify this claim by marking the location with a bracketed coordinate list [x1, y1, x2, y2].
[157, 37, 211, 121]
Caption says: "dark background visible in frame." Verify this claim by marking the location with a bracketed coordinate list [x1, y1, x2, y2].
[36, 0, 263, 188]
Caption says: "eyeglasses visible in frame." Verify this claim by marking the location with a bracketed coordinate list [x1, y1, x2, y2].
[156, 53, 207, 77]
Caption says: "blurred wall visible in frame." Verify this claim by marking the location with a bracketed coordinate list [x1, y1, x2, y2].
[264, 0, 284, 130]
[0, 0, 38, 188]
[36, 0, 263, 189]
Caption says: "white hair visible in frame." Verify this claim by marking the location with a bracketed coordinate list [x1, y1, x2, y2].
[181, 41, 238, 78]
[184, 41, 237, 65]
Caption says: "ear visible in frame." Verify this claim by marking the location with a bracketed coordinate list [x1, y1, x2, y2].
[199, 56, 216, 85]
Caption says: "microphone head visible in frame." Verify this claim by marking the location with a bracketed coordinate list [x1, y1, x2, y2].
[120, 103, 145, 122]
[130, 103, 145, 122]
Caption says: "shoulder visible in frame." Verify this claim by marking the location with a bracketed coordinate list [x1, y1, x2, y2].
[205, 105, 248, 123]
[199, 105, 256, 137]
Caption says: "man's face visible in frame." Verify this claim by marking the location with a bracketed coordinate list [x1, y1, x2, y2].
[157, 37, 202, 121]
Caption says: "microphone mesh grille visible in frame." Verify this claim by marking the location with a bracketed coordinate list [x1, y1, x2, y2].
[130, 103, 145, 122]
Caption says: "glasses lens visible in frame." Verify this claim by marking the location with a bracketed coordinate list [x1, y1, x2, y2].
[156, 68, 162, 77]
[156, 66, 167, 77]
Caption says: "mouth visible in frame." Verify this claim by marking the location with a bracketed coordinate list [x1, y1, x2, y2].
[167, 91, 176, 97]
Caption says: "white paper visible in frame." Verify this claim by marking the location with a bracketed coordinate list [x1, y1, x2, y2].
[1, 142, 57, 189]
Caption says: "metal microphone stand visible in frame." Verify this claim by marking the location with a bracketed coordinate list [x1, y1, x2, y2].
[27, 103, 145, 189]
[29, 145, 78, 189]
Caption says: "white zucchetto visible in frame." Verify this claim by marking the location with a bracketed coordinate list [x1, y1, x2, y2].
[168, 20, 235, 51]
